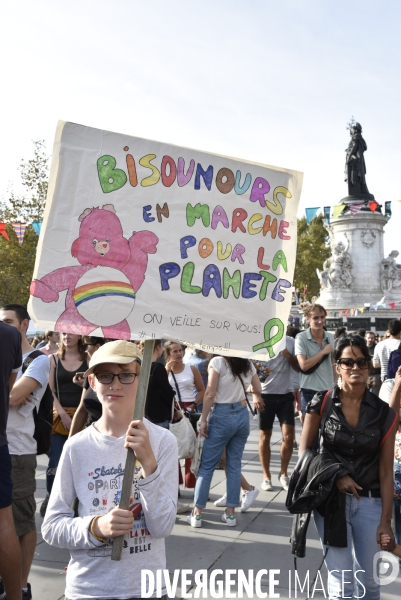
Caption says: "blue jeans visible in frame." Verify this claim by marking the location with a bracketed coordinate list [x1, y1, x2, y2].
[194, 402, 250, 509]
[394, 497, 401, 567]
[314, 494, 382, 600]
[300, 389, 316, 420]
[46, 433, 67, 494]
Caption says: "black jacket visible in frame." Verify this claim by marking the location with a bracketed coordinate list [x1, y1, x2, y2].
[286, 449, 349, 557]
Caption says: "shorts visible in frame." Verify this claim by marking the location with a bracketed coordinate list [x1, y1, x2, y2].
[259, 392, 295, 430]
[11, 454, 37, 537]
[0, 444, 13, 508]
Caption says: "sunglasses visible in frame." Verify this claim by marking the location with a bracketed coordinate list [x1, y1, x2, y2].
[336, 358, 370, 370]
[95, 373, 138, 384]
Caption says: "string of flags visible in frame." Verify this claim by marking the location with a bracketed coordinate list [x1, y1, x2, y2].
[326, 298, 401, 318]
[305, 200, 390, 224]
[0, 221, 42, 245]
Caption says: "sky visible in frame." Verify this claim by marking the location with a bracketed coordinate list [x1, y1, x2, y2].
[1, 0, 401, 254]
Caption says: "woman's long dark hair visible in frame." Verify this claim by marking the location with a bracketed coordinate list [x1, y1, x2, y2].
[334, 335, 370, 362]
[225, 357, 252, 377]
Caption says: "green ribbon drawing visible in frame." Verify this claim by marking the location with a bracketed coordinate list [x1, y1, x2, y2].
[252, 318, 284, 358]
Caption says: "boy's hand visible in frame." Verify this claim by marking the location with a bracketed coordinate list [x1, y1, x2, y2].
[125, 420, 157, 478]
[95, 507, 134, 538]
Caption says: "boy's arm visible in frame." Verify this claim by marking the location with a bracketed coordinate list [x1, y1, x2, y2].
[137, 429, 178, 539]
[41, 442, 104, 550]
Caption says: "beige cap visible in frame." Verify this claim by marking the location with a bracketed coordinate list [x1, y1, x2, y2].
[84, 340, 142, 377]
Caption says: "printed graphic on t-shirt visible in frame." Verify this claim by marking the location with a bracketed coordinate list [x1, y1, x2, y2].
[86, 461, 151, 557]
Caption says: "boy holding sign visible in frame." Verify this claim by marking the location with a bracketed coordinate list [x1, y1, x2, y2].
[42, 340, 178, 599]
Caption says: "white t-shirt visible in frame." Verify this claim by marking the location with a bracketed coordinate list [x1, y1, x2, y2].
[209, 356, 256, 404]
[42, 419, 178, 600]
[7, 350, 50, 455]
[168, 363, 195, 404]
[373, 338, 400, 380]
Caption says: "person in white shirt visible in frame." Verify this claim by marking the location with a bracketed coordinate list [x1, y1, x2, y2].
[42, 340, 178, 600]
[187, 356, 263, 528]
[373, 319, 401, 380]
[0, 304, 50, 600]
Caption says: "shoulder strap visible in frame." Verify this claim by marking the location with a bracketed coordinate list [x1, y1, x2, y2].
[22, 349, 45, 373]
[170, 371, 183, 408]
[238, 374, 256, 416]
[53, 354, 60, 400]
[319, 389, 334, 433]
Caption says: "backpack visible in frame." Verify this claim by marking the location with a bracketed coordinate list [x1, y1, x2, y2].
[22, 350, 54, 455]
[386, 342, 401, 379]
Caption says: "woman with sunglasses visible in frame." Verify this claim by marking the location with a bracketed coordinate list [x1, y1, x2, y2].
[300, 335, 398, 599]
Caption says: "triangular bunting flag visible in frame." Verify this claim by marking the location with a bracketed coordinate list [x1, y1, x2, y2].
[389, 302, 396, 310]
[345, 310, 349, 317]
[369, 201, 378, 212]
[333, 204, 346, 219]
[32, 221, 42, 236]
[355, 309, 358, 316]
[12, 223, 27, 245]
[372, 305, 378, 311]
[349, 203, 364, 216]
[358, 306, 364, 313]
[0, 223, 10, 241]
[323, 206, 331, 225]
[305, 207, 319, 225]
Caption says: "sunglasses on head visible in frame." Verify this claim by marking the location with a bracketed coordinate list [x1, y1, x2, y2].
[336, 357, 371, 370]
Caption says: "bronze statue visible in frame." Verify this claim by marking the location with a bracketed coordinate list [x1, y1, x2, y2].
[344, 123, 371, 197]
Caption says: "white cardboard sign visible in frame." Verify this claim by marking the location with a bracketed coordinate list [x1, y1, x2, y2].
[29, 121, 303, 359]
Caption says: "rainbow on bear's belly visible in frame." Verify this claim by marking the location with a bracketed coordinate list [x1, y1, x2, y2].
[73, 266, 135, 327]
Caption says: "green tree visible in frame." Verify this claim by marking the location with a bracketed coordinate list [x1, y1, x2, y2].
[294, 214, 330, 300]
[0, 140, 49, 306]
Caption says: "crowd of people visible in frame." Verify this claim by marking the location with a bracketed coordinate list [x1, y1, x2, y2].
[1, 302, 401, 598]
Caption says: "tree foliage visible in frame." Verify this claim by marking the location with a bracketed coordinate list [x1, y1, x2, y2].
[0, 141, 49, 306]
[294, 215, 330, 300]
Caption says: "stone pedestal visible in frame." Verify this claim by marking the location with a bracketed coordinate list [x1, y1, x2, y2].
[317, 210, 388, 308]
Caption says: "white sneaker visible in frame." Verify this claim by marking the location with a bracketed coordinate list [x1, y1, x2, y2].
[240, 487, 259, 512]
[214, 493, 227, 507]
[279, 475, 290, 491]
[177, 501, 191, 514]
[261, 479, 273, 491]
[187, 510, 202, 528]
[221, 511, 236, 526]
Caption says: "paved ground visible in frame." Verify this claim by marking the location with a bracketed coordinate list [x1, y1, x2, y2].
[30, 417, 400, 599]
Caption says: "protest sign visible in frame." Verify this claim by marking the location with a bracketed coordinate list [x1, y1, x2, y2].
[29, 121, 303, 359]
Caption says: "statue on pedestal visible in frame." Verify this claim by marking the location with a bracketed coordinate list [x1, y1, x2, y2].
[317, 231, 353, 289]
[381, 251, 401, 292]
[344, 122, 374, 200]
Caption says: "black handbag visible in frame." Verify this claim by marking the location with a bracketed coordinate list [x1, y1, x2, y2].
[170, 371, 201, 432]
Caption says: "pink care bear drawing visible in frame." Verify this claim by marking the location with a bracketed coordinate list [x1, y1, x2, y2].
[30, 204, 159, 339]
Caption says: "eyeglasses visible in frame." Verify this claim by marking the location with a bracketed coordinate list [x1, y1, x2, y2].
[95, 373, 138, 384]
[336, 358, 370, 370]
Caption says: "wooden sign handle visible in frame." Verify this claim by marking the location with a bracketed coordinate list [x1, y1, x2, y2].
[111, 339, 155, 561]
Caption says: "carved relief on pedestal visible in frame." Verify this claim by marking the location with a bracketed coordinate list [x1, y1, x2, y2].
[361, 228, 376, 248]
[381, 250, 401, 292]
[317, 229, 353, 290]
